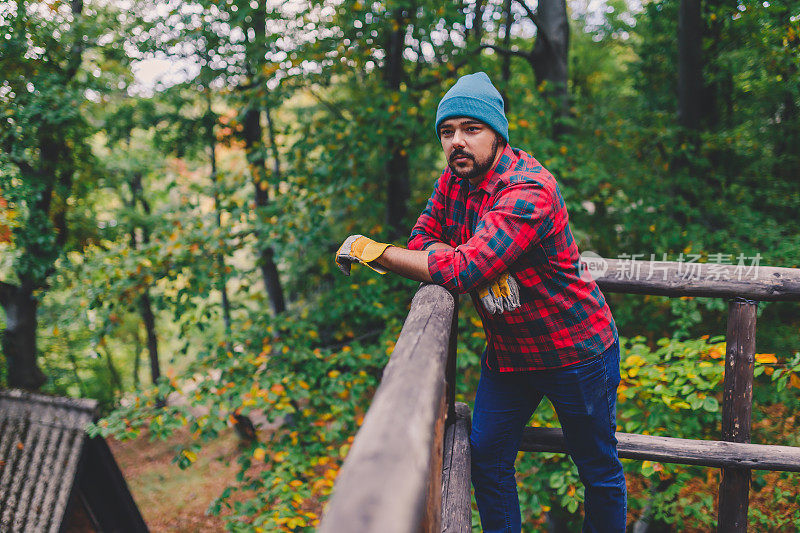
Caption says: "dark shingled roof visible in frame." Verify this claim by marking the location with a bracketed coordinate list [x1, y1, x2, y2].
[0, 389, 148, 532]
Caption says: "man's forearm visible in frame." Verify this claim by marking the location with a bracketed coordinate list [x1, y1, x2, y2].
[425, 242, 454, 252]
[373, 242, 454, 283]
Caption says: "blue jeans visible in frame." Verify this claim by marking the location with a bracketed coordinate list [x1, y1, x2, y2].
[470, 339, 626, 532]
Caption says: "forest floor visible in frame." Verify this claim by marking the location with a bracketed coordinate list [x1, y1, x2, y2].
[109, 423, 799, 532]
[110, 428, 246, 532]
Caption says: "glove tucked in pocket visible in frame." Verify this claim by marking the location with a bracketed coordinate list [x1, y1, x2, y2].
[478, 272, 521, 314]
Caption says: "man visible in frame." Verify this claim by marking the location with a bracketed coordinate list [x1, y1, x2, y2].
[336, 72, 626, 532]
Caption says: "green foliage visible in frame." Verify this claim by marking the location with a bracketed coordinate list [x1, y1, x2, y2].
[88, 271, 421, 530]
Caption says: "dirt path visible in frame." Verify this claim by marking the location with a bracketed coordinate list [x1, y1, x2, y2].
[109, 428, 243, 532]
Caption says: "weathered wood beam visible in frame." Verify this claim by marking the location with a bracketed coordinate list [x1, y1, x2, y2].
[520, 427, 800, 472]
[591, 258, 800, 301]
[441, 403, 472, 533]
[318, 284, 455, 533]
[718, 298, 757, 532]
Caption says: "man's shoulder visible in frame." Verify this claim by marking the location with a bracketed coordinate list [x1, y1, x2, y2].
[496, 147, 557, 193]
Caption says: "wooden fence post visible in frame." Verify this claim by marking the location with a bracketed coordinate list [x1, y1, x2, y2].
[445, 293, 459, 424]
[718, 297, 757, 532]
[426, 294, 459, 533]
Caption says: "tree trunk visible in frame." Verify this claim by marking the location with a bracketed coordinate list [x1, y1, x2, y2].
[500, 0, 514, 111]
[243, 4, 286, 315]
[384, 9, 410, 239]
[264, 106, 282, 183]
[0, 283, 46, 389]
[132, 325, 142, 387]
[127, 173, 162, 387]
[206, 94, 233, 337]
[100, 339, 123, 395]
[1, 0, 84, 390]
[678, 0, 703, 130]
[243, 104, 286, 315]
[138, 290, 161, 385]
[531, 0, 570, 138]
[470, 0, 486, 42]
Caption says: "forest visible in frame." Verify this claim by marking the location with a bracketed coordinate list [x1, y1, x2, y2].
[1, 0, 799, 530]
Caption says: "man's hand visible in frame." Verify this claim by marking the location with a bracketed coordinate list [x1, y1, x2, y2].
[478, 272, 521, 314]
[335, 235, 393, 276]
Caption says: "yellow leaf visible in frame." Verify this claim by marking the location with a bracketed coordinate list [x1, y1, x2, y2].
[182, 450, 197, 463]
[625, 354, 645, 367]
[755, 353, 777, 364]
[789, 373, 800, 389]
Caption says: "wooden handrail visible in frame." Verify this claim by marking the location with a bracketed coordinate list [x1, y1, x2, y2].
[520, 427, 800, 471]
[592, 258, 800, 300]
[320, 257, 800, 533]
[318, 284, 456, 533]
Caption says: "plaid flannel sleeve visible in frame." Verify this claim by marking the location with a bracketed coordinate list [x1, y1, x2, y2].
[428, 182, 554, 293]
[407, 172, 448, 251]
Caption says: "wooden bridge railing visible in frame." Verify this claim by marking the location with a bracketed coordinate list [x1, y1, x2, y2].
[319, 258, 800, 533]
[318, 284, 461, 533]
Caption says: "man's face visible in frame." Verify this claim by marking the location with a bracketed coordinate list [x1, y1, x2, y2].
[438, 117, 502, 183]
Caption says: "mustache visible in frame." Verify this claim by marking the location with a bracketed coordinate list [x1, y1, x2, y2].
[449, 149, 475, 163]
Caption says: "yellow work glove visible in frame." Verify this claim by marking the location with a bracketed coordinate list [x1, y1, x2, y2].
[335, 234, 393, 276]
[478, 272, 522, 314]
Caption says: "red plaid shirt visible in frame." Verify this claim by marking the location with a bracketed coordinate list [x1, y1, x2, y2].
[408, 144, 617, 371]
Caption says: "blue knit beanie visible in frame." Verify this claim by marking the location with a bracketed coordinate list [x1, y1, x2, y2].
[435, 72, 509, 144]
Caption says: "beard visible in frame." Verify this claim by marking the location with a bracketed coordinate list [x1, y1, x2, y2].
[447, 136, 502, 181]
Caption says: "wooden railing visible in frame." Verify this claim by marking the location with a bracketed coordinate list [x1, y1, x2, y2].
[318, 284, 460, 533]
[319, 258, 800, 533]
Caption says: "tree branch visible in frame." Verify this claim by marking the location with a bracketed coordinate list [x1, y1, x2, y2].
[479, 44, 533, 61]
[63, 0, 85, 80]
[308, 88, 351, 121]
[513, 0, 550, 47]
[409, 47, 487, 92]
